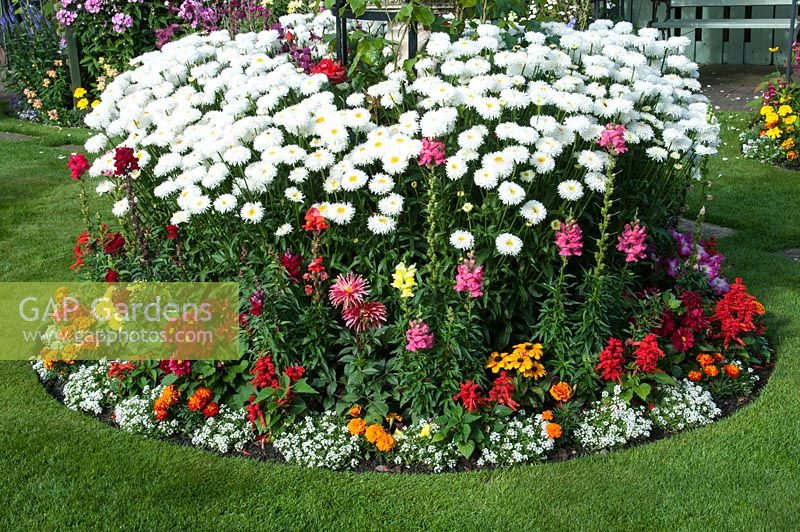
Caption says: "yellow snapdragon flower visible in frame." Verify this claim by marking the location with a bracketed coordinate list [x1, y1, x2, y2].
[391, 262, 417, 298]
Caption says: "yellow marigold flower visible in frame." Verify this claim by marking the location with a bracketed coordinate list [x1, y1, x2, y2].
[391, 262, 417, 298]
[759, 105, 774, 115]
[347, 418, 366, 436]
[778, 105, 793, 117]
[765, 112, 780, 124]
[784, 115, 797, 125]
[769, 46, 779, 53]
[766, 127, 782, 139]
[781, 138, 795, 150]
[76, 98, 89, 110]
[364, 424, 385, 443]
[486, 351, 507, 373]
[549, 381, 573, 402]
[90, 99, 101, 108]
[375, 432, 395, 452]
[73, 87, 86, 98]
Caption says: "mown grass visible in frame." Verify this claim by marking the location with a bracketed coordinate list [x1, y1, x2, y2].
[0, 112, 798, 530]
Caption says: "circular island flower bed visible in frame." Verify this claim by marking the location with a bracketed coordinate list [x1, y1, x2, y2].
[39, 13, 772, 472]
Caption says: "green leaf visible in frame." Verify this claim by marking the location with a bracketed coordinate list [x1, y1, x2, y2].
[633, 383, 652, 401]
[291, 379, 318, 395]
[456, 440, 475, 459]
[161, 373, 178, 387]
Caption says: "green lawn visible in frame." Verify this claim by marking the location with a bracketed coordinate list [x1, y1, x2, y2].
[0, 114, 798, 530]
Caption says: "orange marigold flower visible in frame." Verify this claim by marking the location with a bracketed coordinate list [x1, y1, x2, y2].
[154, 409, 169, 421]
[703, 364, 719, 377]
[713, 352, 725, 363]
[688, 370, 703, 382]
[375, 432, 395, 452]
[546, 422, 562, 439]
[187, 387, 212, 412]
[696, 354, 714, 367]
[347, 418, 367, 436]
[723, 363, 741, 379]
[364, 424, 385, 443]
[349, 404, 362, 417]
[549, 381, 573, 402]
[202, 402, 219, 418]
[541, 409, 554, 421]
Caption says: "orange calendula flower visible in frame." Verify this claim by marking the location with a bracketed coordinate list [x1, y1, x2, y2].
[375, 432, 395, 452]
[546, 423, 562, 439]
[364, 424, 385, 443]
[723, 363, 741, 379]
[688, 370, 703, 382]
[703, 364, 720, 377]
[549, 381, 573, 402]
[696, 354, 714, 367]
[347, 418, 366, 436]
[541, 410, 554, 421]
[349, 404, 362, 417]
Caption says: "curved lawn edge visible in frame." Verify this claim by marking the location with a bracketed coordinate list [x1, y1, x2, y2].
[0, 113, 798, 528]
[31, 354, 776, 474]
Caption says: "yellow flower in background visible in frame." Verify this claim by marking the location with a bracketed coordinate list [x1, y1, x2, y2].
[73, 87, 86, 98]
[769, 46, 780, 53]
[760, 105, 774, 115]
[781, 138, 795, 150]
[76, 98, 89, 110]
[486, 351, 507, 373]
[778, 105, 793, 117]
[90, 99, 101, 108]
[784, 115, 797, 125]
[765, 112, 779, 124]
[766, 127, 782, 139]
[391, 262, 417, 298]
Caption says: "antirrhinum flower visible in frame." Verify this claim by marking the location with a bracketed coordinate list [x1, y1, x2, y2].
[405, 320, 434, 352]
[555, 220, 583, 257]
[418, 138, 446, 167]
[454, 258, 484, 298]
[598, 123, 628, 155]
[617, 222, 647, 262]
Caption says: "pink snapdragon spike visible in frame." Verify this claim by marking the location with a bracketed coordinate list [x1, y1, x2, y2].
[454, 258, 485, 298]
[418, 138, 446, 167]
[555, 221, 583, 257]
[616, 222, 647, 262]
[405, 320, 434, 352]
[328, 272, 369, 310]
[598, 123, 627, 155]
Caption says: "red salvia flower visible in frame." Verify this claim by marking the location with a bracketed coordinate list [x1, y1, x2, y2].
[633, 333, 664, 373]
[596, 337, 626, 381]
[713, 278, 760, 348]
[452, 380, 486, 413]
[250, 355, 279, 389]
[487, 371, 519, 410]
[284, 364, 305, 382]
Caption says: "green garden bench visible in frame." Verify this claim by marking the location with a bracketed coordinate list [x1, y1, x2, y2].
[650, 0, 799, 77]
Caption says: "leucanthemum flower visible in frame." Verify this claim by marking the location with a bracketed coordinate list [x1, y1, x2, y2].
[240, 201, 264, 223]
[284, 186, 304, 203]
[495, 233, 523, 256]
[378, 193, 404, 216]
[214, 194, 236, 213]
[520, 200, 547, 225]
[557, 180, 585, 201]
[497, 181, 525, 206]
[368, 174, 394, 195]
[275, 223, 292, 236]
[449, 230, 475, 250]
[367, 214, 397, 235]
[327, 202, 355, 225]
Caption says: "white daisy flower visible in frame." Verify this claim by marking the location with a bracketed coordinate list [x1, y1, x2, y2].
[378, 193, 404, 216]
[520, 200, 547, 225]
[557, 180, 585, 201]
[367, 214, 397, 235]
[495, 233, 523, 256]
[214, 194, 237, 213]
[112, 198, 129, 217]
[474, 167, 499, 189]
[240, 201, 264, 223]
[222, 145, 252, 166]
[95, 180, 115, 195]
[497, 181, 525, 206]
[449, 230, 474, 250]
[170, 210, 191, 225]
[284, 186, 304, 203]
[275, 223, 293, 237]
[530, 152, 555, 174]
[368, 174, 395, 195]
[327, 202, 355, 225]
[340, 169, 369, 191]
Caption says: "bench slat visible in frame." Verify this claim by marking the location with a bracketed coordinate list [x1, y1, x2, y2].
[669, 0, 794, 6]
[651, 18, 795, 28]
